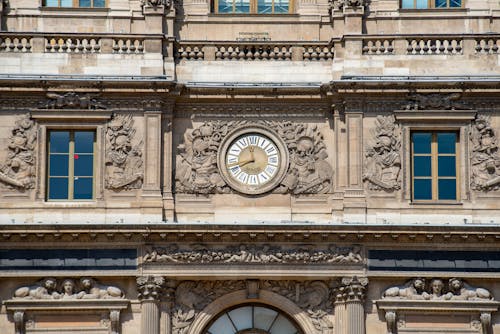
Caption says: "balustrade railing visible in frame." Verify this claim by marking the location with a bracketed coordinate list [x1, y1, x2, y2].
[362, 39, 394, 55]
[406, 38, 463, 55]
[475, 38, 499, 54]
[112, 39, 145, 54]
[0, 36, 32, 53]
[45, 37, 100, 53]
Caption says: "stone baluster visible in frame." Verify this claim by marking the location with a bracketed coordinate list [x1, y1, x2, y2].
[137, 276, 165, 334]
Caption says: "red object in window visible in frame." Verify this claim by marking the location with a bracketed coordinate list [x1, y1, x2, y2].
[74, 154, 79, 159]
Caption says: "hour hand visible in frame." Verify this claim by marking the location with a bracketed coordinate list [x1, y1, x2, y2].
[228, 157, 254, 168]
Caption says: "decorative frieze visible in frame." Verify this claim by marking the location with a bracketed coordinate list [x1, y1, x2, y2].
[363, 115, 401, 191]
[13, 277, 124, 300]
[403, 93, 470, 110]
[143, 244, 363, 264]
[0, 114, 37, 190]
[105, 114, 144, 190]
[40, 92, 106, 109]
[470, 114, 500, 191]
[175, 121, 333, 195]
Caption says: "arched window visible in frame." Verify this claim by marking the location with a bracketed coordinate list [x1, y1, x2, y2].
[205, 305, 302, 334]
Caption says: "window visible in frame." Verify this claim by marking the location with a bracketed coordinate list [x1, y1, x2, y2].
[401, 0, 461, 9]
[43, 0, 105, 8]
[47, 130, 95, 200]
[214, 0, 291, 14]
[411, 131, 458, 201]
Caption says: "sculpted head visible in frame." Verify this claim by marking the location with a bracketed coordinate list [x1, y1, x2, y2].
[80, 277, 95, 290]
[431, 279, 444, 295]
[43, 278, 57, 291]
[412, 278, 425, 292]
[449, 278, 463, 292]
[62, 279, 76, 294]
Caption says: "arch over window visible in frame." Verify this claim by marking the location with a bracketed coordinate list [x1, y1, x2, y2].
[204, 304, 303, 334]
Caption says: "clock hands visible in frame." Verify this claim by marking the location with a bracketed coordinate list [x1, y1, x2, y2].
[227, 146, 255, 168]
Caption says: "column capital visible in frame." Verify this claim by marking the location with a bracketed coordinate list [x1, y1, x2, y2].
[137, 276, 166, 302]
[333, 276, 368, 303]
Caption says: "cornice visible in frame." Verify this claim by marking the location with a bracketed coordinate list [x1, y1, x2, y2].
[0, 224, 499, 245]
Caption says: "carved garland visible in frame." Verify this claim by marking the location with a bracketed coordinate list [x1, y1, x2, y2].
[0, 114, 37, 190]
[105, 114, 144, 190]
[175, 120, 333, 195]
[143, 244, 363, 264]
[470, 114, 500, 191]
[363, 115, 401, 191]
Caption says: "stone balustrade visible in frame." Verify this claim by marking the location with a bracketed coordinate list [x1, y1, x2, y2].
[112, 39, 145, 54]
[475, 37, 500, 54]
[362, 39, 394, 55]
[406, 38, 463, 55]
[45, 37, 101, 53]
[0, 35, 32, 53]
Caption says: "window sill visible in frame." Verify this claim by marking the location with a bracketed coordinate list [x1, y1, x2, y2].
[40, 6, 110, 11]
[208, 13, 298, 17]
[410, 201, 462, 206]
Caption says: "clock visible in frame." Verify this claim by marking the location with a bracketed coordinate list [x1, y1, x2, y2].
[218, 126, 289, 195]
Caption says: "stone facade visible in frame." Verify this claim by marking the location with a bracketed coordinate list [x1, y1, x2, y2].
[1, 0, 500, 333]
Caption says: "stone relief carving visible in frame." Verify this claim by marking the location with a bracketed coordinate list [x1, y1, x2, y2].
[262, 280, 334, 332]
[137, 275, 165, 301]
[382, 277, 493, 301]
[332, 276, 368, 303]
[470, 115, 500, 191]
[40, 92, 106, 110]
[173, 280, 246, 334]
[329, 0, 367, 10]
[141, 0, 172, 7]
[404, 93, 470, 110]
[0, 114, 37, 190]
[142, 244, 363, 264]
[13, 277, 124, 300]
[175, 121, 333, 195]
[363, 115, 401, 191]
[105, 114, 143, 190]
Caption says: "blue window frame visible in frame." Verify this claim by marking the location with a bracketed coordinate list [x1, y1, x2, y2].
[401, 0, 461, 9]
[47, 130, 95, 200]
[412, 131, 458, 201]
[215, 0, 291, 13]
[43, 0, 105, 8]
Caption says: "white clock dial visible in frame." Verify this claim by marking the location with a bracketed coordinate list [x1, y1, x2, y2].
[226, 134, 280, 187]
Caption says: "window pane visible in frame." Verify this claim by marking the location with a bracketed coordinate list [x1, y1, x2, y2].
[438, 179, 456, 200]
[438, 156, 456, 177]
[50, 131, 69, 153]
[49, 178, 68, 199]
[74, 178, 93, 200]
[401, 0, 414, 8]
[228, 307, 252, 331]
[74, 131, 94, 153]
[435, 0, 447, 7]
[416, 0, 428, 8]
[269, 314, 297, 334]
[60, 0, 72, 6]
[79, 0, 91, 7]
[44, 0, 59, 6]
[414, 156, 431, 177]
[412, 133, 431, 154]
[274, 0, 288, 13]
[234, 0, 250, 12]
[74, 155, 93, 177]
[254, 307, 278, 330]
[437, 133, 456, 153]
[258, 0, 273, 13]
[208, 314, 235, 334]
[414, 179, 432, 200]
[49, 154, 69, 176]
[450, 0, 460, 7]
[218, 0, 234, 12]
[93, 0, 106, 7]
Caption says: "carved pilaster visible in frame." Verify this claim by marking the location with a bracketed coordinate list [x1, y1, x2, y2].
[137, 276, 165, 334]
[13, 310, 24, 334]
[162, 105, 174, 221]
[333, 277, 368, 334]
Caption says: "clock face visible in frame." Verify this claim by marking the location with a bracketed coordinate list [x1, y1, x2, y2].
[218, 127, 288, 195]
[226, 134, 280, 187]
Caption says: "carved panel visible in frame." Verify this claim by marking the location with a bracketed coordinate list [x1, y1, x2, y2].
[143, 244, 363, 264]
[403, 93, 470, 111]
[175, 120, 333, 195]
[0, 114, 37, 190]
[39, 92, 106, 110]
[105, 114, 143, 190]
[363, 115, 401, 191]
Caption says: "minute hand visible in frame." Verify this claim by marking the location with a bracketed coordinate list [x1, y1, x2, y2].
[227, 158, 255, 168]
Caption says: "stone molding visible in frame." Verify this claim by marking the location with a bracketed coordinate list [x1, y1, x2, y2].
[0, 114, 37, 190]
[143, 244, 363, 264]
[175, 120, 333, 195]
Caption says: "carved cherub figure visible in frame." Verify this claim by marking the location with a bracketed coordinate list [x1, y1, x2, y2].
[14, 277, 60, 300]
[382, 278, 430, 300]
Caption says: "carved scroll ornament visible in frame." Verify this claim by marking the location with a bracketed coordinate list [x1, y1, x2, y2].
[363, 115, 401, 191]
[13, 277, 124, 300]
[40, 92, 106, 110]
[470, 115, 500, 191]
[382, 277, 493, 301]
[0, 114, 37, 190]
[404, 93, 470, 110]
[105, 114, 143, 190]
[175, 120, 333, 195]
[143, 244, 363, 264]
